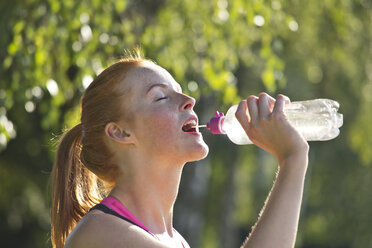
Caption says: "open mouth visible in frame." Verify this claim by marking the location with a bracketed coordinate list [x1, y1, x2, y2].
[182, 119, 197, 133]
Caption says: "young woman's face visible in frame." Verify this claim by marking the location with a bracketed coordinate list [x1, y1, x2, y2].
[119, 61, 209, 164]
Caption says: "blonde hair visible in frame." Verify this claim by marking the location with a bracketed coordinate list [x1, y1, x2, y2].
[51, 57, 150, 248]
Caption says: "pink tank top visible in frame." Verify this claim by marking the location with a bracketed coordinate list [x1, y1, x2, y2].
[98, 196, 189, 248]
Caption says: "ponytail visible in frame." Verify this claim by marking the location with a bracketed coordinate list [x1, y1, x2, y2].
[51, 123, 102, 248]
[50, 57, 148, 247]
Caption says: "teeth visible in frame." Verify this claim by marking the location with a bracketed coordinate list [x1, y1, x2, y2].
[185, 119, 197, 127]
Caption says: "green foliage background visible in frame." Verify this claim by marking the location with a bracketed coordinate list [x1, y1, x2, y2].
[1, 0, 372, 247]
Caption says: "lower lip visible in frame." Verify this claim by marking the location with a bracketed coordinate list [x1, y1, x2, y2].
[184, 131, 201, 136]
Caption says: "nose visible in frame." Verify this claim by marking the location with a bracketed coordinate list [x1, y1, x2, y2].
[180, 94, 196, 111]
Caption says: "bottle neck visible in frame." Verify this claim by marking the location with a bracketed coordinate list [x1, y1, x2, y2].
[206, 111, 226, 134]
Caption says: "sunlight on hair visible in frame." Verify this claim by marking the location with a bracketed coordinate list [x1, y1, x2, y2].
[123, 47, 144, 60]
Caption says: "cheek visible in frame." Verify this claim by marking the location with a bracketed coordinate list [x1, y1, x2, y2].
[140, 110, 179, 144]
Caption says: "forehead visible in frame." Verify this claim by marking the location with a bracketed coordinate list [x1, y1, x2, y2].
[125, 62, 182, 93]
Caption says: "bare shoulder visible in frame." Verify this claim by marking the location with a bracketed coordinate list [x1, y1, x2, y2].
[64, 209, 171, 248]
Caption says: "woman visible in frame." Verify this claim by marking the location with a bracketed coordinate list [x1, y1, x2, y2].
[51, 57, 309, 248]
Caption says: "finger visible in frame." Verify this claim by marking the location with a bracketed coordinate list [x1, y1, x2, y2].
[258, 93, 276, 119]
[258, 93, 270, 120]
[268, 94, 276, 112]
[272, 94, 290, 114]
[235, 100, 250, 132]
[247, 95, 259, 125]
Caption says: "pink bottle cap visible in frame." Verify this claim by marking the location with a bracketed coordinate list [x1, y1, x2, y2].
[206, 111, 226, 134]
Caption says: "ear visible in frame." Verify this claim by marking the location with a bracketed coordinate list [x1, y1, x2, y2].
[105, 122, 135, 145]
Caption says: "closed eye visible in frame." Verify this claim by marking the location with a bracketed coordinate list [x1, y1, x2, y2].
[156, 96, 168, 101]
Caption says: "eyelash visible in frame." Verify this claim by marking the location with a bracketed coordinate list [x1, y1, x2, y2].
[156, 96, 168, 101]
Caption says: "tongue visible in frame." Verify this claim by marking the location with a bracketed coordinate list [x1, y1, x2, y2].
[182, 124, 196, 132]
[187, 127, 196, 132]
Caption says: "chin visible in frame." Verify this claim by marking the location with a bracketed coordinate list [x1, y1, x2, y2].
[187, 142, 209, 162]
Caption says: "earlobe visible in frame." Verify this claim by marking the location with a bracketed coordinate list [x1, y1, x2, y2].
[105, 122, 134, 144]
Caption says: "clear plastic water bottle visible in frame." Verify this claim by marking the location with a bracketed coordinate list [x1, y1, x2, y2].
[203, 99, 343, 145]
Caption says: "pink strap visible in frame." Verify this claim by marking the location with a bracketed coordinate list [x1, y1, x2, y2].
[101, 196, 153, 234]
[101, 196, 188, 248]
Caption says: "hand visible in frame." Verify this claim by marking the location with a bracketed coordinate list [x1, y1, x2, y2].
[235, 93, 309, 165]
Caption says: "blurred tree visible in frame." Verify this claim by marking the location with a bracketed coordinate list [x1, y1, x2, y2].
[1, 0, 372, 247]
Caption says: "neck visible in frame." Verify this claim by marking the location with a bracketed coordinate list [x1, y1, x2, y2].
[110, 159, 184, 236]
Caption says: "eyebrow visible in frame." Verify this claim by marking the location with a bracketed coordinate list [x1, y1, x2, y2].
[146, 83, 182, 94]
[146, 83, 168, 94]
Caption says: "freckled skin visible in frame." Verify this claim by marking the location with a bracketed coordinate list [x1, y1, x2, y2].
[118, 62, 209, 165]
